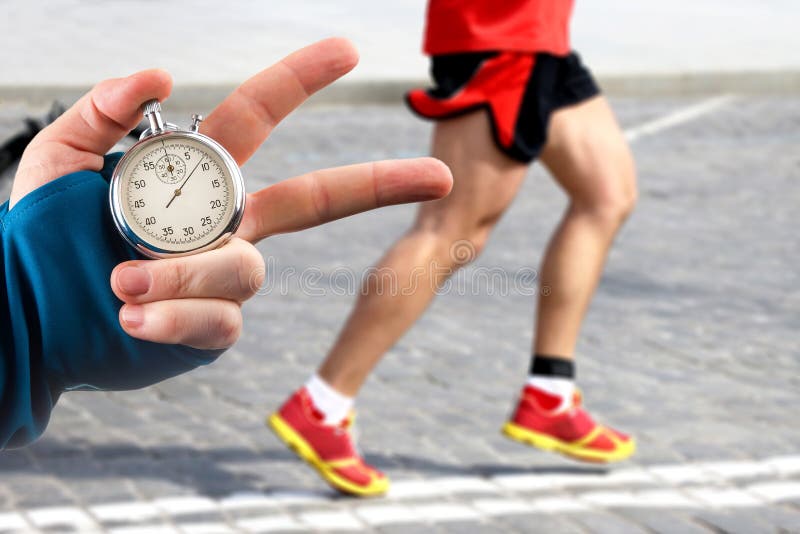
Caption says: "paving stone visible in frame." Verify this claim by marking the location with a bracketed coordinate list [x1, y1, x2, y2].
[1, 98, 799, 532]
[571, 512, 650, 534]
[2, 475, 79, 508]
[748, 505, 800, 533]
[692, 510, 775, 534]
[616, 509, 712, 534]
[437, 521, 510, 534]
[377, 525, 444, 534]
[493, 513, 584, 533]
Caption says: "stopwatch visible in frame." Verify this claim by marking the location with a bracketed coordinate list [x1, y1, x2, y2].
[109, 100, 246, 259]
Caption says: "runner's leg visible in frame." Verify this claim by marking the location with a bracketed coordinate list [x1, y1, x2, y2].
[534, 95, 637, 357]
[502, 95, 638, 464]
[319, 109, 528, 396]
[269, 109, 529, 496]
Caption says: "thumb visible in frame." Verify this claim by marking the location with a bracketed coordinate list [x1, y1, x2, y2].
[11, 69, 172, 208]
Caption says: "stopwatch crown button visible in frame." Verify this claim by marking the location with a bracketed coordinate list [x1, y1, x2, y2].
[142, 99, 162, 116]
[142, 100, 165, 136]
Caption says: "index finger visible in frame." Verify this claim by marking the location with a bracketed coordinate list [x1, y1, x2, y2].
[11, 70, 172, 207]
[237, 157, 453, 242]
[202, 37, 359, 165]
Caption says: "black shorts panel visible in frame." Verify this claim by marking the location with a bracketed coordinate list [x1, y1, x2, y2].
[406, 51, 600, 163]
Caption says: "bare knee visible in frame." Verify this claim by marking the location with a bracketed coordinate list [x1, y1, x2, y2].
[408, 223, 492, 273]
[572, 166, 637, 229]
[446, 226, 492, 269]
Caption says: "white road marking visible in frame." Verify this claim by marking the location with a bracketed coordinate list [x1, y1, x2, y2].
[408, 503, 481, 522]
[26, 505, 98, 529]
[91, 502, 161, 523]
[579, 490, 644, 508]
[353, 504, 416, 526]
[701, 460, 776, 480]
[424, 475, 500, 494]
[685, 487, 764, 508]
[387, 475, 497, 498]
[384, 478, 442, 498]
[107, 525, 181, 534]
[492, 467, 656, 491]
[152, 496, 218, 515]
[235, 514, 303, 532]
[748, 481, 800, 501]
[257, 489, 333, 505]
[471, 498, 533, 516]
[11, 453, 799, 532]
[299, 510, 364, 530]
[767, 455, 800, 476]
[179, 523, 237, 534]
[528, 496, 590, 513]
[619, 489, 698, 508]
[0, 512, 27, 531]
[4, 454, 800, 532]
[219, 492, 280, 512]
[648, 464, 712, 484]
[624, 94, 736, 142]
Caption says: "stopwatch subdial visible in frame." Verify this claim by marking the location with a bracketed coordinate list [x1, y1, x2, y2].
[156, 154, 186, 184]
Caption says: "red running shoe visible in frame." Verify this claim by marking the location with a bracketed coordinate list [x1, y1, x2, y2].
[267, 388, 389, 496]
[502, 387, 635, 463]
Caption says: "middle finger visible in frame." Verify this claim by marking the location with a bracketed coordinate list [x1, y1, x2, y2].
[202, 37, 359, 165]
[111, 237, 265, 304]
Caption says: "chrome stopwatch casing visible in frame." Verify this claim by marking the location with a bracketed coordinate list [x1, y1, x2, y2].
[109, 100, 245, 259]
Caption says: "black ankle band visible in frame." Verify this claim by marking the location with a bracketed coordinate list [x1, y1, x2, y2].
[529, 354, 575, 378]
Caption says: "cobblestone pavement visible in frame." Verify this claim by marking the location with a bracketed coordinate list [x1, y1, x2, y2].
[0, 95, 799, 533]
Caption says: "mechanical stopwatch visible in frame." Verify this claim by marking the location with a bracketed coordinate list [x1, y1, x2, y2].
[109, 100, 245, 258]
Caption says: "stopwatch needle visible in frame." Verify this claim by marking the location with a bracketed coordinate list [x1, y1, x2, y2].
[166, 156, 204, 209]
[161, 140, 174, 176]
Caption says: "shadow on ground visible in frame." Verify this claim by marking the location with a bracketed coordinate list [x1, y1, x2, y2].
[2, 439, 607, 497]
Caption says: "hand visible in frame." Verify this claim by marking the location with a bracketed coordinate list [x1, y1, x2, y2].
[11, 38, 453, 350]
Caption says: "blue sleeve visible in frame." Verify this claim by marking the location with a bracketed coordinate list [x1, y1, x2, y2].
[0, 154, 221, 450]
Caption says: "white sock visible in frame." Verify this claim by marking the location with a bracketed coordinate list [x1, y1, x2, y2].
[305, 374, 354, 425]
[526, 375, 575, 412]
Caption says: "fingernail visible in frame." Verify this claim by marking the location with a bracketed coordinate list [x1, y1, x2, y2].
[118, 266, 151, 295]
[121, 305, 144, 328]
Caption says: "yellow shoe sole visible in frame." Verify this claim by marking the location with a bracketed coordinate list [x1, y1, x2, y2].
[267, 413, 389, 497]
[502, 422, 636, 463]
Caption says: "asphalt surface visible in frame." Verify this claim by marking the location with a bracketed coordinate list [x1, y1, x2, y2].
[0, 95, 799, 533]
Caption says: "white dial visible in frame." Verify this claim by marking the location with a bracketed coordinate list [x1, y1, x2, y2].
[113, 133, 243, 256]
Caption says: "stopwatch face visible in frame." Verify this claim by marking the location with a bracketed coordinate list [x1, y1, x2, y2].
[110, 132, 245, 257]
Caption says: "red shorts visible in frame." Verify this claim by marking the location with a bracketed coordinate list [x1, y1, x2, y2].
[406, 51, 599, 163]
